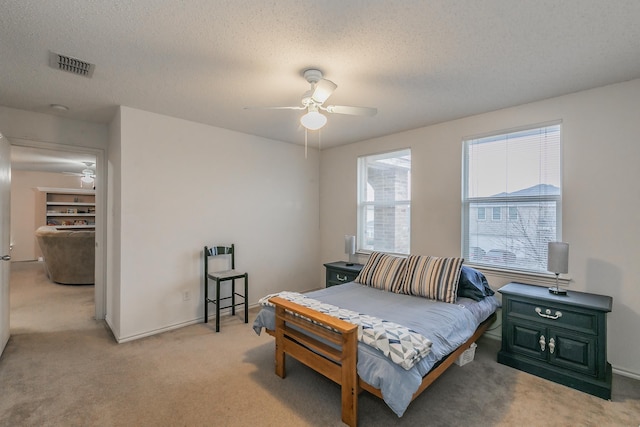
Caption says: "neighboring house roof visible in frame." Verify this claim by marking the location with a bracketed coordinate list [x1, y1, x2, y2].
[492, 184, 560, 197]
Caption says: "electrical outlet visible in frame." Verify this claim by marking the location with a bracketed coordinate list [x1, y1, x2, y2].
[182, 291, 190, 301]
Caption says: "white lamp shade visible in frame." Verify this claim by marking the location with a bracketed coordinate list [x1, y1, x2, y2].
[547, 242, 569, 274]
[311, 79, 337, 103]
[300, 110, 327, 130]
[344, 235, 356, 255]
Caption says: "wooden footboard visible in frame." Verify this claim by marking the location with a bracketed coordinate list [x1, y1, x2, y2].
[269, 296, 496, 427]
[270, 297, 359, 426]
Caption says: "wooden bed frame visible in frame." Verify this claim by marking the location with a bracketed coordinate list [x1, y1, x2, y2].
[266, 296, 496, 427]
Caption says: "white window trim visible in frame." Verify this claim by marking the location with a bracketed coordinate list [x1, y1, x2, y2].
[357, 148, 411, 255]
[461, 121, 563, 274]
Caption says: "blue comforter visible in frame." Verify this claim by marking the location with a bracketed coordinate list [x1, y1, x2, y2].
[253, 282, 500, 417]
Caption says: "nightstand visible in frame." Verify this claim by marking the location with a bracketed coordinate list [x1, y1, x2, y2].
[497, 282, 612, 399]
[323, 261, 364, 288]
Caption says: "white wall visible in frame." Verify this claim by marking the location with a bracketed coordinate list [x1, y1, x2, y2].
[106, 109, 122, 338]
[111, 106, 320, 341]
[10, 170, 81, 261]
[319, 79, 640, 378]
[0, 106, 108, 150]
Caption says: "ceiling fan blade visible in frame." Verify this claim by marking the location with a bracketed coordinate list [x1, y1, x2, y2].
[244, 106, 305, 111]
[325, 105, 377, 116]
[311, 79, 337, 104]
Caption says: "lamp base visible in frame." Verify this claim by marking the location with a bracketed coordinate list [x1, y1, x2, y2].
[548, 287, 567, 296]
[346, 252, 356, 266]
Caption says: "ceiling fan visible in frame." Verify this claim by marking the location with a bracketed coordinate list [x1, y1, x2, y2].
[63, 161, 95, 184]
[246, 69, 377, 131]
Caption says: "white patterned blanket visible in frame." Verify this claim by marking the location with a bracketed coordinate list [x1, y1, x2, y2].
[259, 291, 432, 370]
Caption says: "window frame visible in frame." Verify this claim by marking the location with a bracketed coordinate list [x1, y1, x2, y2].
[357, 148, 411, 255]
[461, 122, 562, 273]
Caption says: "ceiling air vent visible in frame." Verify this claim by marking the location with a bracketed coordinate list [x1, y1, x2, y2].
[49, 51, 95, 78]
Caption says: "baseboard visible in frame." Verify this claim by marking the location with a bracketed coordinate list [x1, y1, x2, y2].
[612, 367, 640, 380]
[115, 318, 200, 343]
[104, 316, 117, 341]
[115, 302, 261, 343]
[482, 330, 501, 341]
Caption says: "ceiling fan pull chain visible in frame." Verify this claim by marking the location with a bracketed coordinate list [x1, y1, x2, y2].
[305, 128, 308, 159]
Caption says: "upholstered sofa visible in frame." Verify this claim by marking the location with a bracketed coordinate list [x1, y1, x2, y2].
[35, 226, 95, 285]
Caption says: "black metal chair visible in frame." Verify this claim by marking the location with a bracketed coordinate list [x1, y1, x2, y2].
[203, 244, 248, 332]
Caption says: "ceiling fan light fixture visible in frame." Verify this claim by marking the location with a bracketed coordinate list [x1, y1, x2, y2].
[300, 110, 327, 130]
[246, 67, 376, 138]
[81, 175, 94, 184]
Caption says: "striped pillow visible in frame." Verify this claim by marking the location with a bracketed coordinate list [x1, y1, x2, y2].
[354, 252, 407, 292]
[399, 255, 464, 303]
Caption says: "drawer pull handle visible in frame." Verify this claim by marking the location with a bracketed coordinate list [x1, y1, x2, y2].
[337, 274, 348, 282]
[539, 335, 546, 351]
[535, 307, 563, 320]
[549, 337, 556, 354]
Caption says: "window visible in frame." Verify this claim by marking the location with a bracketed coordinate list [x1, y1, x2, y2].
[462, 123, 561, 272]
[357, 149, 411, 254]
[492, 207, 501, 221]
[477, 207, 486, 220]
[508, 206, 518, 221]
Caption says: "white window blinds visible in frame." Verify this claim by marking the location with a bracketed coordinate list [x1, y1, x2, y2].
[462, 123, 561, 272]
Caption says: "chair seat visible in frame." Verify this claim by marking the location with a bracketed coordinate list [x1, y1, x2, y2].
[207, 269, 247, 281]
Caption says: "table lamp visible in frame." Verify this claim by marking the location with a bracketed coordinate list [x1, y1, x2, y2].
[345, 235, 356, 266]
[547, 242, 569, 295]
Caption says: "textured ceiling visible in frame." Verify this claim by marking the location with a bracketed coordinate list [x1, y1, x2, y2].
[10, 145, 96, 174]
[2, 0, 640, 160]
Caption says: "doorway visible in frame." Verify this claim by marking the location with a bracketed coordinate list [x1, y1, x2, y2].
[9, 141, 106, 321]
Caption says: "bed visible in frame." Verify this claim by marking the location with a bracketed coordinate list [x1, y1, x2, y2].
[253, 254, 500, 426]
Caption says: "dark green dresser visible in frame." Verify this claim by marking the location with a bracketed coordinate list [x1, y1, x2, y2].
[323, 261, 364, 288]
[497, 282, 612, 399]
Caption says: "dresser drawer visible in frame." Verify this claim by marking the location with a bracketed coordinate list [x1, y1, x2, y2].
[506, 298, 599, 335]
[327, 269, 358, 284]
[324, 262, 364, 288]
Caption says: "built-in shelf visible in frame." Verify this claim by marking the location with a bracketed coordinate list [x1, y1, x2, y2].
[47, 202, 96, 207]
[46, 213, 94, 217]
[37, 187, 96, 230]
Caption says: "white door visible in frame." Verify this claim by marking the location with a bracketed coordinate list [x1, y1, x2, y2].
[0, 132, 10, 357]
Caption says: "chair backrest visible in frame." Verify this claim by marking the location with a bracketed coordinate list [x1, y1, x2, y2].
[35, 226, 96, 285]
[204, 245, 235, 275]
